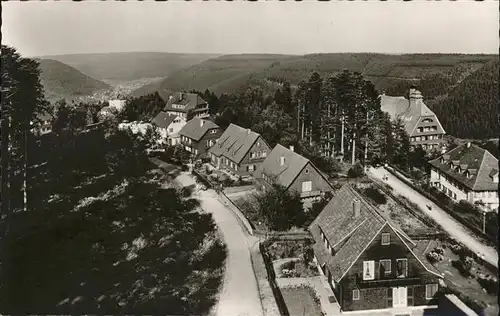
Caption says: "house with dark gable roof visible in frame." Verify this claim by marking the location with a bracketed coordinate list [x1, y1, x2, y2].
[254, 144, 333, 204]
[164, 92, 210, 119]
[151, 111, 186, 145]
[179, 117, 222, 158]
[208, 124, 272, 177]
[381, 89, 445, 152]
[310, 184, 443, 313]
[429, 142, 499, 211]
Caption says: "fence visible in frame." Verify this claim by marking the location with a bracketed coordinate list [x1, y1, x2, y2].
[219, 191, 255, 235]
[259, 242, 290, 316]
[385, 165, 497, 245]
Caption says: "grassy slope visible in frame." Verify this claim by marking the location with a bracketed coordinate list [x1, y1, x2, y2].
[39, 52, 220, 81]
[38, 59, 111, 103]
[133, 53, 497, 97]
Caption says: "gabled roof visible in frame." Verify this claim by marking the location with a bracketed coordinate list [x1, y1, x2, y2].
[310, 184, 441, 281]
[254, 144, 310, 189]
[179, 117, 219, 141]
[208, 123, 268, 164]
[164, 92, 208, 113]
[151, 111, 178, 129]
[429, 143, 499, 191]
[380, 90, 445, 136]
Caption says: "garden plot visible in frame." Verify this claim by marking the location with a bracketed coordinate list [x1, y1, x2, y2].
[418, 238, 498, 313]
[280, 285, 324, 316]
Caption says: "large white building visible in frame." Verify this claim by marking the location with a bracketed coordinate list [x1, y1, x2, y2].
[151, 111, 186, 146]
[429, 142, 499, 211]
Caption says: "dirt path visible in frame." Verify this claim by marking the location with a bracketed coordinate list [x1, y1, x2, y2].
[176, 172, 263, 316]
[368, 167, 498, 268]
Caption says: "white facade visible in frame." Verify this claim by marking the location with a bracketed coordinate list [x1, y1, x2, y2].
[166, 110, 209, 119]
[158, 116, 186, 146]
[430, 168, 499, 211]
[108, 99, 126, 112]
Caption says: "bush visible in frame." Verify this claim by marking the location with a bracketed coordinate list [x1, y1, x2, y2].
[452, 256, 474, 277]
[477, 276, 498, 295]
[347, 162, 365, 178]
[363, 186, 387, 205]
[282, 260, 297, 271]
[427, 251, 444, 264]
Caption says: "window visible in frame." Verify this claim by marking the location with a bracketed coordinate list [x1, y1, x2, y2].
[257, 142, 261, 147]
[210, 129, 217, 134]
[305, 169, 309, 174]
[379, 259, 391, 274]
[353, 289, 360, 301]
[301, 181, 312, 192]
[247, 165, 255, 172]
[396, 259, 408, 278]
[425, 284, 438, 299]
[262, 152, 267, 157]
[363, 261, 375, 280]
[250, 152, 256, 159]
[381, 233, 390, 245]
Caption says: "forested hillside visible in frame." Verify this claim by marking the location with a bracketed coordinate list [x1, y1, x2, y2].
[133, 53, 497, 99]
[38, 59, 111, 103]
[431, 59, 499, 139]
[41, 52, 220, 81]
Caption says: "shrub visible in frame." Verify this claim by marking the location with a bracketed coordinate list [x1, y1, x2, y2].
[477, 276, 498, 295]
[363, 187, 387, 205]
[434, 246, 445, 255]
[347, 162, 365, 178]
[452, 256, 474, 277]
[427, 251, 444, 264]
[281, 260, 297, 271]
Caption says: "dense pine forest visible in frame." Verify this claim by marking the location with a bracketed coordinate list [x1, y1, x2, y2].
[386, 60, 499, 139]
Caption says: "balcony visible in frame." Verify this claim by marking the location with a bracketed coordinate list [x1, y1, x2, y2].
[357, 276, 421, 288]
[300, 190, 321, 199]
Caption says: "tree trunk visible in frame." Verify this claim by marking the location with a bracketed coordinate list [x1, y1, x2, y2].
[1, 114, 10, 236]
[340, 112, 345, 162]
[364, 112, 369, 165]
[351, 129, 356, 165]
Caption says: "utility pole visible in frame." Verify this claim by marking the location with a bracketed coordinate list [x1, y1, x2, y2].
[364, 111, 370, 167]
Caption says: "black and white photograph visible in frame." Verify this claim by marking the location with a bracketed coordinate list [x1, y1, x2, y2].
[1, 1, 498, 315]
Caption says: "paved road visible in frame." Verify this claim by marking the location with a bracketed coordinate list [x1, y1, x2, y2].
[176, 172, 263, 316]
[368, 167, 498, 268]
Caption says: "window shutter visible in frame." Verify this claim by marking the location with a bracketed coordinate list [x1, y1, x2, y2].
[387, 288, 393, 308]
[407, 286, 413, 306]
[375, 261, 380, 279]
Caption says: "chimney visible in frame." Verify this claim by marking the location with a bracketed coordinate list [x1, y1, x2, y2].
[200, 119, 204, 127]
[353, 199, 361, 217]
[280, 156, 285, 166]
[179, 92, 183, 99]
[466, 142, 471, 148]
[289, 145, 294, 152]
[247, 128, 251, 135]
[169, 95, 173, 100]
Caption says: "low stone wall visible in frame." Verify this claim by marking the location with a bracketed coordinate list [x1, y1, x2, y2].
[219, 191, 254, 235]
[250, 242, 282, 316]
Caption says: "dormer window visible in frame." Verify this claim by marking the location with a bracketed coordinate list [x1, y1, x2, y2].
[440, 157, 445, 164]
[280, 156, 285, 166]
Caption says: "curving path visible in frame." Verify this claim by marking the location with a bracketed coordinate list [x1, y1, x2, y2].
[368, 167, 498, 268]
[175, 172, 263, 316]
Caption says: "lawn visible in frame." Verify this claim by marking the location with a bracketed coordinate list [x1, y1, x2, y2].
[281, 285, 324, 316]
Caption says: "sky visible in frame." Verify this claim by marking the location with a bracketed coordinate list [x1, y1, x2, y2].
[2, 1, 499, 57]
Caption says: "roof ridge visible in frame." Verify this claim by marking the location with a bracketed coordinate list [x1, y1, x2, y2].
[347, 185, 385, 223]
[472, 149, 488, 190]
